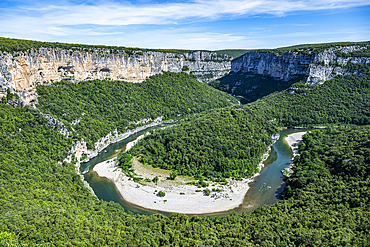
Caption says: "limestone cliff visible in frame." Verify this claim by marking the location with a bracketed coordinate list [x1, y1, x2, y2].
[0, 48, 231, 104]
[183, 51, 231, 82]
[232, 45, 369, 85]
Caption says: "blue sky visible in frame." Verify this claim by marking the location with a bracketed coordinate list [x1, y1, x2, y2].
[0, 0, 369, 50]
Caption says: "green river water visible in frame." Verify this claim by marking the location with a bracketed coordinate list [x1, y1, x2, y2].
[80, 128, 305, 216]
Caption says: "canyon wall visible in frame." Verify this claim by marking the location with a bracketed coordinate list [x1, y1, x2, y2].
[2, 43, 368, 105]
[232, 45, 369, 85]
[0, 48, 231, 104]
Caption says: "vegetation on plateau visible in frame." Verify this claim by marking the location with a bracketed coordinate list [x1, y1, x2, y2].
[250, 41, 370, 56]
[0, 37, 240, 58]
[0, 37, 186, 55]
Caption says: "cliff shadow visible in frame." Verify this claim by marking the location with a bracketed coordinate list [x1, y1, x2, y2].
[209, 71, 305, 104]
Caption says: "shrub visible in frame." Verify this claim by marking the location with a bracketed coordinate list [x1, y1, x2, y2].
[204, 189, 211, 196]
[169, 171, 177, 180]
[182, 66, 189, 72]
[157, 191, 165, 197]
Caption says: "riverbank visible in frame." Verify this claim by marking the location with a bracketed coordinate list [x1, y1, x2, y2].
[125, 133, 149, 152]
[282, 131, 307, 177]
[284, 131, 307, 157]
[93, 148, 272, 215]
[62, 118, 173, 198]
[85, 117, 169, 162]
[125, 125, 173, 152]
[67, 117, 173, 173]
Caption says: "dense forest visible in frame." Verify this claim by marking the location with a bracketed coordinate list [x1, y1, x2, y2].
[125, 75, 370, 182]
[251, 75, 370, 127]
[1, 102, 369, 245]
[37, 72, 237, 148]
[124, 107, 277, 181]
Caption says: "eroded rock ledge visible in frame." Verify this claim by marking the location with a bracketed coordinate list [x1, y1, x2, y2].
[0, 49, 231, 104]
[232, 45, 369, 85]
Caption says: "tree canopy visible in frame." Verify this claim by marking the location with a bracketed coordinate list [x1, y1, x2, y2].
[124, 107, 277, 181]
[0, 72, 369, 246]
[125, 75, 370, 181]
[37, 72, 237, 148]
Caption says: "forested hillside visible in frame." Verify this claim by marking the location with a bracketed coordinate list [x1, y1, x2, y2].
[37, 72, 237, 148]
[125, 107, 278, 181]
[126, 75, 370, 181]
[1, 102, 369, 245]
[252, 75, 370, 127]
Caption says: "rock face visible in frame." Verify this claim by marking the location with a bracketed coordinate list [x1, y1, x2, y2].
[0, 48, 231, 104]
[232, 45, 370, 85]
[183, 51, 231, 82]
[232, 52, 313, 81]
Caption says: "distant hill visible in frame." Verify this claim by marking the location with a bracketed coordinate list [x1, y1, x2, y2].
[215, 49, 249, 58]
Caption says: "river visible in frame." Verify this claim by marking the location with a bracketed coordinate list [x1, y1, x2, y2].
[81, 128, 305, 216]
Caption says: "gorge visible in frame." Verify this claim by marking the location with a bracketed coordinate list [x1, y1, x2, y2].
[211, 42, 370, 102]
[1, 38, 369, 246]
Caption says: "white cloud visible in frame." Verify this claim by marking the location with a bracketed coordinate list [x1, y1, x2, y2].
[0, 0, 369, 49]
[4, 0, 370, 26]
[96, 29, 249, 50]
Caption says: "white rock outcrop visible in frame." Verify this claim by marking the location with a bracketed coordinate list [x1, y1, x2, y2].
[232, 45, 369, 85]
[0, 49, 231, 104]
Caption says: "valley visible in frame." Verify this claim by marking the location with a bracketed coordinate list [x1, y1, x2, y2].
[81, 127, 308, 216]
[0, 38, 369, 246]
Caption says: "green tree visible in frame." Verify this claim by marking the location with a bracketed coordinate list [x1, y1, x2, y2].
[169, 171, 177, 180]
[157, 191, 165, 197]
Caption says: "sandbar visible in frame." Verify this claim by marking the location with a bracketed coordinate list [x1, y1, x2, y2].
[284, 131, 307, 157]
[93, 151, 270, 214]
[282, 131, 307, 177]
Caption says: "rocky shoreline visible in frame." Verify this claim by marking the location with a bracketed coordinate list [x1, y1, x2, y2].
[62, 116, 173, 176]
